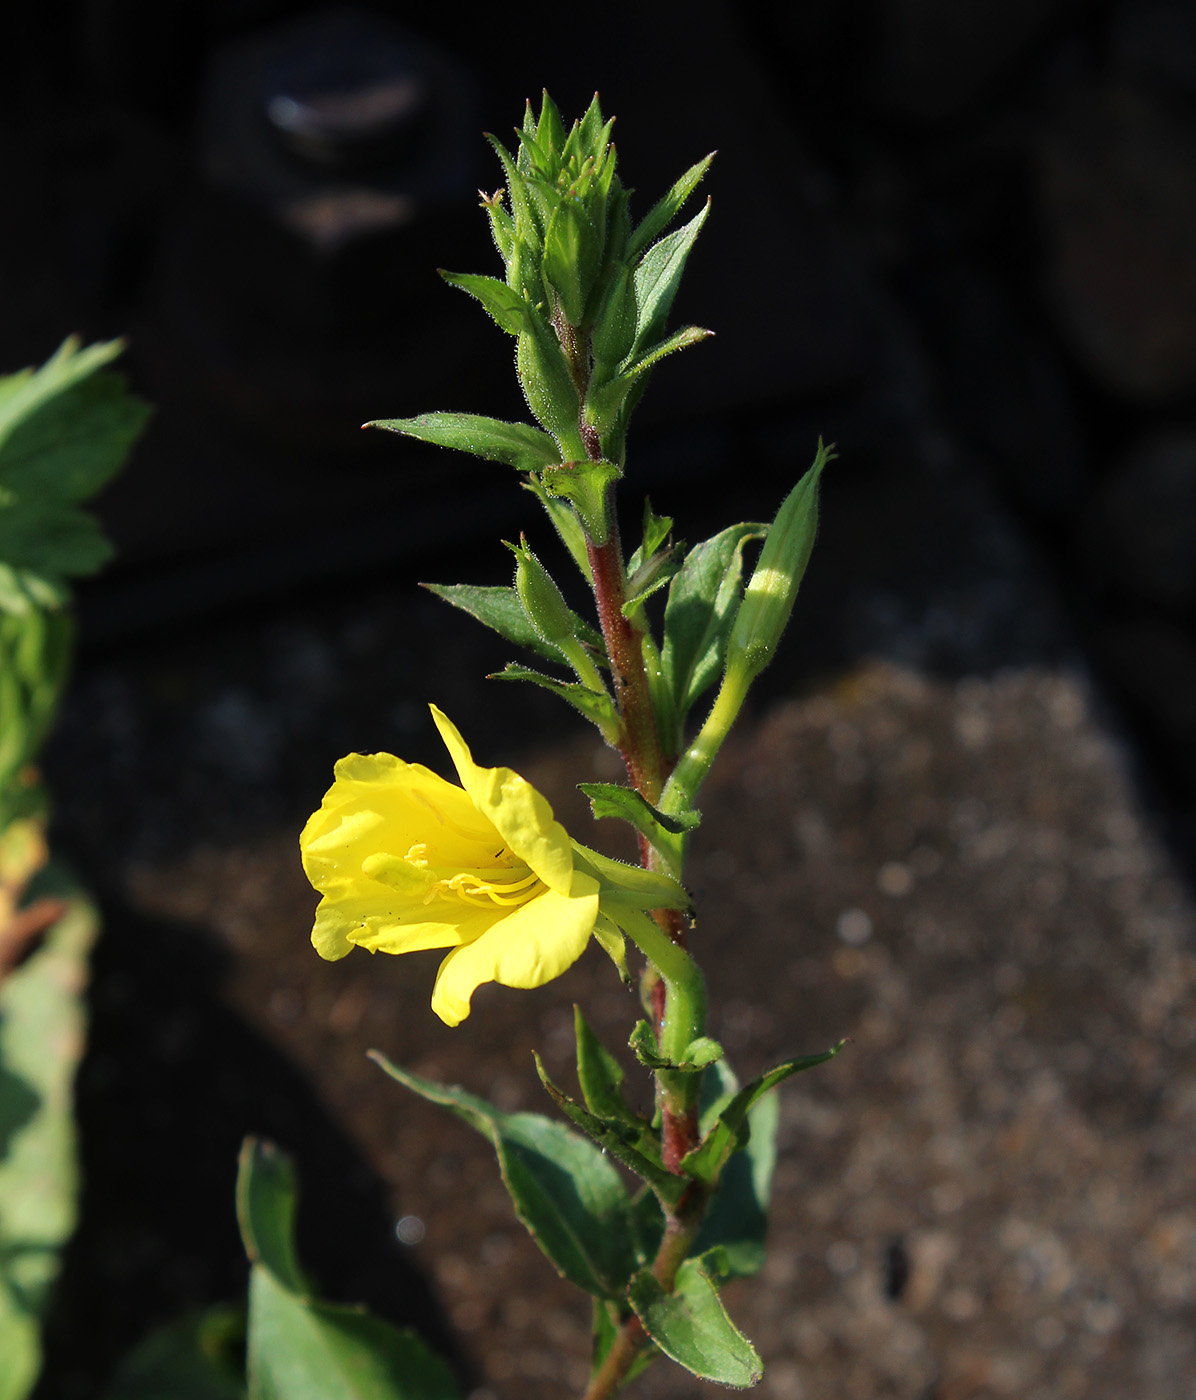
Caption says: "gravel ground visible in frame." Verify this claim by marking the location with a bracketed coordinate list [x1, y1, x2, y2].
[68, 655, 1196, 1400]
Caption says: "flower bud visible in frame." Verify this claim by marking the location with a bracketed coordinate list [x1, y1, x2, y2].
[725, 443, 832, 683]
[511, 537, 576, 650]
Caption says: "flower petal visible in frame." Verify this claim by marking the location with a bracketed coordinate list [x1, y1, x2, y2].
[429, 870, 600, 1025]
[300, 751, 499, 900]
[312, 890, 500, 962]
[429, 706, 574, 895]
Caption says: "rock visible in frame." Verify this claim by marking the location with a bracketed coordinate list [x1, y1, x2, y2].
[1083, 431, 1196, 608]
[1037, 85, 1196, 400]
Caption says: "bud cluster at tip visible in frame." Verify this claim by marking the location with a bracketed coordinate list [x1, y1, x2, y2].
[441, 92, 715, 472]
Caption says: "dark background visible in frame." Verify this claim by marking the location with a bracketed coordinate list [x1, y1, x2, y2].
[6, 1, 1196, 1393]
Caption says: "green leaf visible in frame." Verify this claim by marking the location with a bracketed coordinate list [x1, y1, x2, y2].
[370, 1054, 637, 1299]
[630, 202, 710, 359]
[491, 665, 619, 737]
[541, 460, 621, 545]
[577, 782, 698, 853]
[692, 1089, 778, 1278]
[366, 413, 558, 471]
[0, 346, 150, 614]
[235, 1138, 458, 1400]
[533, 1055, 684, 1206]
[101, 1307, 247, 1400]
[438, 271, 529, 334]
[681, 1043, 845, 1186]
[521, 477, 593, 583]
[0, 873, 98, 1400]
[235, 1140, 308, 1294]
[628, 1257, 762, 1387]
[422, 584, 581, 666]
[535, 91, 566, 160]
[573, 1006, 633, 1125]
[660, 522, 765, 736]
[629, 154, 715, 259]
[623, 325, 714, 382]
[627, 499, 674, 577]
[486, 135, 543, 245]
[248, 1270, 458, 1400]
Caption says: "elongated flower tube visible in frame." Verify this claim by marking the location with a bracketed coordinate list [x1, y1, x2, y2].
[300, 706, 600, 1026]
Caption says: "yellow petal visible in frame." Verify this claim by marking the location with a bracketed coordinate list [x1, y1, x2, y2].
[311, 890, 499, 962]
[429, 870, 599, 1026]
[300, 752, 499, 899]
[429, 706, 574, 895]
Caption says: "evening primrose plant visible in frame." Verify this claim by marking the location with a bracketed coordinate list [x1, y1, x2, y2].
[301, 93, 841, 1397]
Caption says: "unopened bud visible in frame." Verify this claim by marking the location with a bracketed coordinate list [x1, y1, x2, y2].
[725, 442, 832, 683]
[510, 536, 576, 649]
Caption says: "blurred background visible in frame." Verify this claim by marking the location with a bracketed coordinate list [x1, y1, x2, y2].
[6, 2, 1196, 1397]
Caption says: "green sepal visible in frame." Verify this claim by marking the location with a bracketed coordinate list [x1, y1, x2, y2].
[591, 910, 630, 983]
[691, 1062, 779, 1279]
[591, 1300, 658, 1389]
[578, 782, 699, 855]
[628, 1019, 723, 1073]
[543, 198, 602, 327]
[627, 1257, 762, 1388]
[680, 1042, 845, 1186]
[421, 583, 580, 665]
[437, 270, 530, 334]
[99, 1306, 247, 1400]
[631, 202, 710, 359]
[522, 476, 593, 583]
[491, 664, 619, 741]
[533, 1054, 685, 1207]
[590, 261, 638, 369]
[534, 90, 566, 160]
[541, 460, 621, 544]
[516, 320, 586, 459]
[660, 522, 766, 744]
[629, 153, 716, 259]
[627, 499, 674, 577]
[370, 1053, 637, 1299]
[366, 412, 559, 471]
[570, 842, 691, 915]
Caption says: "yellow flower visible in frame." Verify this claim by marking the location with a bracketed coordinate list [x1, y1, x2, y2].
[300, 705, 599, 1026]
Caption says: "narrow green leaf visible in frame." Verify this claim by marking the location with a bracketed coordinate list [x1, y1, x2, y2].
[573, 1006, 633, 1125]
[533, 1055, 684, 1206]
[421, 584, 563, 664]
[437, 271, 529, 334]
[660, 522, 766, 736]
[521, 477, 593, 583]
[681, 1043, 845, 1185]
[366, 413, 558, 471]
[628, 1021, 722, 1073]
[628, 1258, 762, 1387]
[631, 202, 710, 358]
[622, 325, 713, 382]
[235, 1139, 308, 1295]
[629, 154, 715, 259]
[627, 499, 674, 577]
[535, 91, 566, 160]
[370, 1054, 637, 1298]
[578, 782, 699, 853]
[491, 665, 618, 736]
